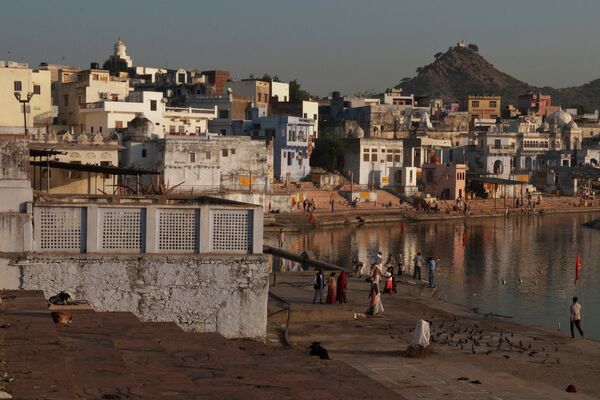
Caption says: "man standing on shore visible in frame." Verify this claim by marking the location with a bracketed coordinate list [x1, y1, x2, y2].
[413, 252, 424, 281]
[570, 297, 584, 338]
[313, 270, 324, 304]
[397, 251, 404, 276]
[427, 257, 436, 288]
[277, 228, 285, 248]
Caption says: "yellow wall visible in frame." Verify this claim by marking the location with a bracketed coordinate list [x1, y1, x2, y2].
[0, 67, 51, 129]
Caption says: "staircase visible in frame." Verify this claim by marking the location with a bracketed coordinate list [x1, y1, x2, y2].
[0, 290, 393, 399]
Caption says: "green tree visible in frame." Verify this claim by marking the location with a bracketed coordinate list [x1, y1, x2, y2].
[289, 79, 311, 102]
[434, 52, 443, 59]
[310, 135, 347, 171]
[468, 43, 479, 52]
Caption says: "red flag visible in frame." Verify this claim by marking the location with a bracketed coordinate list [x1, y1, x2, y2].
[574, 253, 581, 285]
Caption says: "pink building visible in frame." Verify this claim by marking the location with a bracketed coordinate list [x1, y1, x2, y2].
[422, 154, 467, 200]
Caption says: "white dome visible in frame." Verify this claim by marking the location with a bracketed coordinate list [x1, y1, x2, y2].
[547, 109, 572, 128]
[541, 121, 550, 131]
[567, 120, 578, 129]
[350, 126, 365, 138]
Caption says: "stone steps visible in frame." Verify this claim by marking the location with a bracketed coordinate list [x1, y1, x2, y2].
[1, 290, 401, 399]
[0, 290, 78, 400]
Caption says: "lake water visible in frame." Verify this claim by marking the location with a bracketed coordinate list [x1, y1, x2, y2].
[282, 212, 600, 340]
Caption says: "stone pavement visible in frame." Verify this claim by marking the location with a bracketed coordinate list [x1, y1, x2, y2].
[0, 290, 403, 400]
[268, 274, 598, 400]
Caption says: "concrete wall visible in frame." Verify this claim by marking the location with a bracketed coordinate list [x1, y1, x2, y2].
[0, 254, 269, 339]
[0, 213, 33, 252]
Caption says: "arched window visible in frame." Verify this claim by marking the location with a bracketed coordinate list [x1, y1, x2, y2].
[493, 160, 504, 175]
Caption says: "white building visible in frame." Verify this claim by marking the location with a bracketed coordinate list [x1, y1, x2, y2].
[121, 117, 273, 192]
[270, 81, 289, 102]
[78, 90, 216, 138]
[343, 137, 404, 188]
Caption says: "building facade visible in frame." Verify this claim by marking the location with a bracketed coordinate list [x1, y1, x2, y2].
[343, 138, 404, 188]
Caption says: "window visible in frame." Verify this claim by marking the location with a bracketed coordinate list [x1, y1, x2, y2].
[303, 113, 307, 118]
[90, 126, 94, 133]
[169, 125, 176, 133]
[371, 153, 378, 162]
[178, 73, 186, 83]
[150, 100, 157, 111]
[222, 149, 228, 157]
[92, 74, 99, 81]
[218, 109, 229, 119]
[288, 152, 293, 166]
[141, 149, 147, 158]
[99, 127, 102, 133]
[195, 127, 202, 134]
[471, 100, 479, 108]
[115, 121, 123, 129]
[387, 153, 393, 162]
[33, 85, 41, 95]
[205, 152, 211, 159]
[63, 95, 69, 106]
[100, 161, 111, 179]
[489, 100, 497, 108]
[231, 149, 235, 155]
[494, 139, 501, 149]
[14, 81, 22, 91]
[178, 125, 185, 134]
[189, 152, 196, 163]
[313, 114, 318, 120]
[363, 150, 369, 162]
[77, 95, 82, 104]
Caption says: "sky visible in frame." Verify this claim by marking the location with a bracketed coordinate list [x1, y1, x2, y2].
[2, 0, 600, 96]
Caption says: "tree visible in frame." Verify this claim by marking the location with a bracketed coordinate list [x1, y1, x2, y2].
[468, 43, 479, 52]
[416, 67, 424, 74]
[261, 73, 281, 82]
[434, 52, 443, 59]
[289, 79, 311, 102]
[310, 135, 347, 171]
[400, 77, 411, 82]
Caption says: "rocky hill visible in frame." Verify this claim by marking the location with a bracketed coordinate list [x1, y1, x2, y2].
[395, 45, 600, 111]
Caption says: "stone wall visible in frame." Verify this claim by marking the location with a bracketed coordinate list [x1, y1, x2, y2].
[2, 254, 269, 339]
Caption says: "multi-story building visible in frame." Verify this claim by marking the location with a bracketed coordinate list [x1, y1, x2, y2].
[343, 138, 404, 188]
[518, 92, 559, 117]
[0, 61, 52, 132]
[422, 158, 467, 200]
[461, 95, 501, 122]
[270, 100, 319, 137]
[79, 90, 217, 137]
[174, 93, 253, 135]
[234, 115, 314, 182]
[224, 79, 271, 110]
[120, 117, 273, 192]
[55, 67, 131, 130]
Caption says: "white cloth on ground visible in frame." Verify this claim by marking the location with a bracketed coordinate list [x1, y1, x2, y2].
[410, 320, 431, 347]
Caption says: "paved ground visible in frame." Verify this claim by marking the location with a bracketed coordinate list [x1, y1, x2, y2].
[0, 290, 402, 400]
[268, 273, 599, 399]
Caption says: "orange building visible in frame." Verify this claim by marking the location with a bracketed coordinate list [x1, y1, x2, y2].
[422, 155, 467, 200]
[461, 95, 501, 121]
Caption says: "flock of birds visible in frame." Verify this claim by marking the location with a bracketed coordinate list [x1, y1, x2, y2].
[426, 318, 561, 366]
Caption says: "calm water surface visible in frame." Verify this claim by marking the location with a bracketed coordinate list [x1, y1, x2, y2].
[280, 213, 600, 340]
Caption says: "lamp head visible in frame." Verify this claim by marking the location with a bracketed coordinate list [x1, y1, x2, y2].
[27, 92, 34, 101]
[14, 91, 21, 101]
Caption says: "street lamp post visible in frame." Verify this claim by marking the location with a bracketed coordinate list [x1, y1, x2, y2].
[14, 91, 35, 135]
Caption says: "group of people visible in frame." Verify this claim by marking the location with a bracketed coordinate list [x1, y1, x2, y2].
[303, 198, 316, 213]
[411, 252, 437, 288]
[313, 270, 348, 305]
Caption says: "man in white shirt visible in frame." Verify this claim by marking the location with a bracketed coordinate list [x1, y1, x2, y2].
[570, 297, 584, 338]
[413, 252, 424, 281]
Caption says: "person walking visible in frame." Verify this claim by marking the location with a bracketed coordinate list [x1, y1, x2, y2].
[570, 297, 584, 338]
[277, 228, 285, 248]
[427, 257, 436, 288]
[413, 252, 424, 281]
[329, 197, 335, 213]
[326, 272, 337, 304]
[336, 271, 348, 304]
[313, 270, 324, 304]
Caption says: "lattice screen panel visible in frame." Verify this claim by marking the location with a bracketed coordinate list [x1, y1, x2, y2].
[158, 209, 198, 252]
[210, 209, 252, 252]
[37, 207, 83, 251]
[99, 208, 143, 251]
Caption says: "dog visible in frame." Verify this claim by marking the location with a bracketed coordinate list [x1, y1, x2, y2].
[51, 311, 73, 324]
[308, 342, 330, 360]
[48, 291, 75, 305]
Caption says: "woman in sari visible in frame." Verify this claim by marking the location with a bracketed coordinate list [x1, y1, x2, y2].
[336, 271, 348, 304]
[383, 266, 394, 294]
[365, 283, 384, 316]
[326, 272, 337, 304]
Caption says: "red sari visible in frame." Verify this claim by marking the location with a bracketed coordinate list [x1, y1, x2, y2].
[336, 272, 348, 303]
[326, 276, 337, 304]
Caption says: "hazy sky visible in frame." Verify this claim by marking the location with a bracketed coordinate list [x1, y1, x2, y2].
[2, 0, 600, 96]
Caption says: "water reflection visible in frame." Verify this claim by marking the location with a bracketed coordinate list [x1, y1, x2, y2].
[285, 213, 600, 340]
